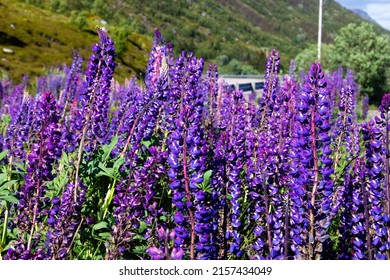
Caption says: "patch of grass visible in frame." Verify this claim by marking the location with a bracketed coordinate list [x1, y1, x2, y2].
[0, 0, 151, 84]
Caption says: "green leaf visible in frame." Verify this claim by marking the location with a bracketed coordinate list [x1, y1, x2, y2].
[141, 139, 152, 149]
[97, 163, 115, 179]
[0, 195, 18, 204]
[98, 232, 111, 239]
[133, 244, 148, 256]
[203, 170, 212, 186]
[198, 170, 213, 193]
[159, 215, 167, 222]
[0, 180, 18, 190]
[58, 151, 69, 166]
[0, 150, 8, 162]
[101, 136, 118, 162]
[113, 157, 125, 171]
[0, 173, 7, 185]
[132, 234, 146, 241]
[13, 162, 26, 173]
[93, 221, 109, 231]
[138, 221, 147, 234]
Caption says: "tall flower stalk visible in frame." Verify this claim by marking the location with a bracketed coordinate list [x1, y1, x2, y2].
[7, 92, 62, 258]
[73, 28, 116, 202]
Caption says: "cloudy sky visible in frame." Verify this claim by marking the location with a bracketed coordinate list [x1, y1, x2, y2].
[335, 0, 390, 30]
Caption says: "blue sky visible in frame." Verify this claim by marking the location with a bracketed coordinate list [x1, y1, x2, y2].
[335, 0, 390, 30]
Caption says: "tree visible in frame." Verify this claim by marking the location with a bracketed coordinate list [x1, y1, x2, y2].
[330, 22, 390, 103]
[295, 43, 333, 74]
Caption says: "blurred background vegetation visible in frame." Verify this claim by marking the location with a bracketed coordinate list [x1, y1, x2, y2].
[0, 0, 389, 101]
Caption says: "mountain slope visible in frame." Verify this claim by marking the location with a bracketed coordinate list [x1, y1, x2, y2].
[113, 0, 389, 71]
[352, 9, 378, 25]
[0, 0, 151, 83]
[0, 0, 388, 82]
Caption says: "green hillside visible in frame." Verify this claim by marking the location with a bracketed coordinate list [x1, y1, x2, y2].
[0, 0, 151, 82]
[0, 0, 388, 82]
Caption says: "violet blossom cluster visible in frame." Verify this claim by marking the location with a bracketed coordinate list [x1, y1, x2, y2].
[166, 50, 218, 260]
[45, 180, 87, 259]
[361, 120, 387, 259]
[108, 147, 167, 259]
[2, 28, 390, 261]
[6, 92, 63, 259]
[78, 28, 116, 152]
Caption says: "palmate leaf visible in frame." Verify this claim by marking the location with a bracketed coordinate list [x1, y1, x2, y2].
[0, 195, 18, 204]
[198, 170, 213, 193]
[0, 180, 18, 191]
[12, 162, 26, 174]
[97, 162, 116, 179]
[0, 149, 8, 162]
[93, 221, 109, 231]
[101, 136, 119, 162]
[97, 157, 124, 179]
[0, 173, 6, 185]
[0, 188, 18, 204]
[113, 157, 125, 171]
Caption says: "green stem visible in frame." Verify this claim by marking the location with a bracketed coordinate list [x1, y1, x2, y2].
[1, 202, 10, 254]
[66, 217, 84, 258]
[101, 178, 117, 221]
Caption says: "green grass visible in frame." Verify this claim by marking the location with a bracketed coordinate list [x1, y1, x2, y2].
[0, 0, 151, 83]
[1, 0, 388, 82]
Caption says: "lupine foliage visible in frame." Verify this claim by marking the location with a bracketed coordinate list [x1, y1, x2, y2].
[0, 29, 389, 260]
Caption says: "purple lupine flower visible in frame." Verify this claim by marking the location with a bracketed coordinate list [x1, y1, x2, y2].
[78, 28, 116, 152]
[258, 49, 280, 131]
[288, 72, 315, 259]
[108, 146, 167, 259]
[310, 63, 334, 259]
[145, 29, 170, 89]
[3, 94, 36, 163]
[361, 120, 387, 259]
[5, 82, 26, 127]
[326, 66, 343, 114]
[345, 68, 359, 96]
[46, 73, 65, 98]
[330, 83, 359, 219]
[257, 79, 288, 259]
[317, 88, 334, 212]
[202, 63, 219, 125]
[36, 76, 47, 94]
[200, 67, 222, 258]
[7, 92, 63, 259]
[107, 79, 141, 143]
[59, 52, 83, 119]
[208, 87, 247, 259]
[224, 90, 246, 258]
[289, 60, 297, 81]
[119, 29, 172, 168]
[209, 85, 234, 259]
[289, 62, 334, 259]
[92, 29, 116, 145]
[348, 158, 369, 259]
[46, 180, 87, 259]
[362, 95, 369, 120]
[376, 92, 390, 258]
[166, 51, 207, 259]
[109, 79, 144, 158]
[244, 100, 267, 260]
[268, 75, 298, 260]
[146, 228, 184, 260]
